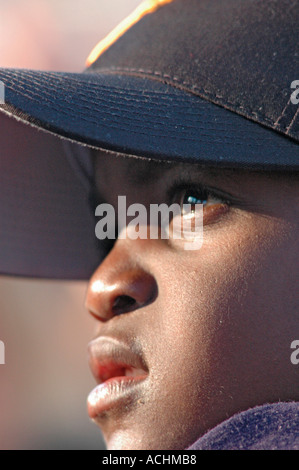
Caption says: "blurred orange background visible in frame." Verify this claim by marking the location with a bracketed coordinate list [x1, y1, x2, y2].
[0, 0, 140, 450]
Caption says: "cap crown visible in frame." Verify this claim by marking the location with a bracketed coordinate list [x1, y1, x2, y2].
[88, 0, 299, 142]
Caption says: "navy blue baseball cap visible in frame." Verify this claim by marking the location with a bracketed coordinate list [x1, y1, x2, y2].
[0, 0, 298, 279]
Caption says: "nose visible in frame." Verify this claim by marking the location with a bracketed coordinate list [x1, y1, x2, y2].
[85, 243, 158, 321]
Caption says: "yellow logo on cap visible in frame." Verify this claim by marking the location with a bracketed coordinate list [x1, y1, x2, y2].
[86, 0, 174, 67]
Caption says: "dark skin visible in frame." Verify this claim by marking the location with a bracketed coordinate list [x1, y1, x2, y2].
[85, 153, 299, 450]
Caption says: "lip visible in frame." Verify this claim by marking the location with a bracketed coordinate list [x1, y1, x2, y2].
[87, 336, 148, 418]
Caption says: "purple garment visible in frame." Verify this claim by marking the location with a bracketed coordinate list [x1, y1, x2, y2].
[187, 402, 299, 450]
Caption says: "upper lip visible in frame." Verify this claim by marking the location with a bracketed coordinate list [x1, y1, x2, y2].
[88, 336, 149, 384]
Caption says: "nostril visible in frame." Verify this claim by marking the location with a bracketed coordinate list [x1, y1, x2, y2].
[87, 266, 158, 321]
[112, 295, 138, 316]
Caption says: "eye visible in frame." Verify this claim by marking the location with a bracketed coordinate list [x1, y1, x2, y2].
[162, 180, 233, 249]
[177, 186, 228, 217]
[180, 188, 209, 215]
[168, 182, 231, 235]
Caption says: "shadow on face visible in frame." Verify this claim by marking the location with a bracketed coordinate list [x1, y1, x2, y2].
[85, 151, 299, 450]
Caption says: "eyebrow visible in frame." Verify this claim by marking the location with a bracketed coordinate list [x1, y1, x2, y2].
[94, 148, 256, 204]
[94, 147, 247, 187]
[125, 159, 175, 186]
[126, 159, 241, 188]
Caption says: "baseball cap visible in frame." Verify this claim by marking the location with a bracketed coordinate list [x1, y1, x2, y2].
[0, 0, 298, 279]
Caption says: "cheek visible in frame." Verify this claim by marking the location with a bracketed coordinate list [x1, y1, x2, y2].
[148, 213, 297, 404]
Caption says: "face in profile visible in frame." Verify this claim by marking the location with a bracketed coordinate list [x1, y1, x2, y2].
[85, 153, 299, 450]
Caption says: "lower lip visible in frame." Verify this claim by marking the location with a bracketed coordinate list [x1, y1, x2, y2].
[87, 375, 147, 418]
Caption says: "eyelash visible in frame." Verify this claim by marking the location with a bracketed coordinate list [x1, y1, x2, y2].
[167, 179, 231, 209]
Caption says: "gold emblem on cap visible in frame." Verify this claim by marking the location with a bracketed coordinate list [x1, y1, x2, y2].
[86, 0, 174, 67]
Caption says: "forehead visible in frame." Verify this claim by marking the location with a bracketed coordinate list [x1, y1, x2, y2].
[94, 151, 174, 186]
[92, 149, 299, 200]
[93, 150, 240, 189]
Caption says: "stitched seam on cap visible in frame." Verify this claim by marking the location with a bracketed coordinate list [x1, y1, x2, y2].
[286, 107, 299, 135]
[2, 68, 298, 139]
[95, 67, 289, 129]
[3, 87, 283, 147]
[274, 97, 292, 129]
[3, 73, 271, 144]
[3, 68, 296, 135]
[2, 68, 298, 145]
[3, 70, 218, 109]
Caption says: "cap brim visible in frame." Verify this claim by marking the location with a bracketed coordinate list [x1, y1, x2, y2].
[0, 110, 102, 280]
[1, 68, 298, 169]
[0, 68, 298, 280]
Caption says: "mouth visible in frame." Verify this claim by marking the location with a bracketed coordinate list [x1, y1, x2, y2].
[87, 337, 148, 419]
